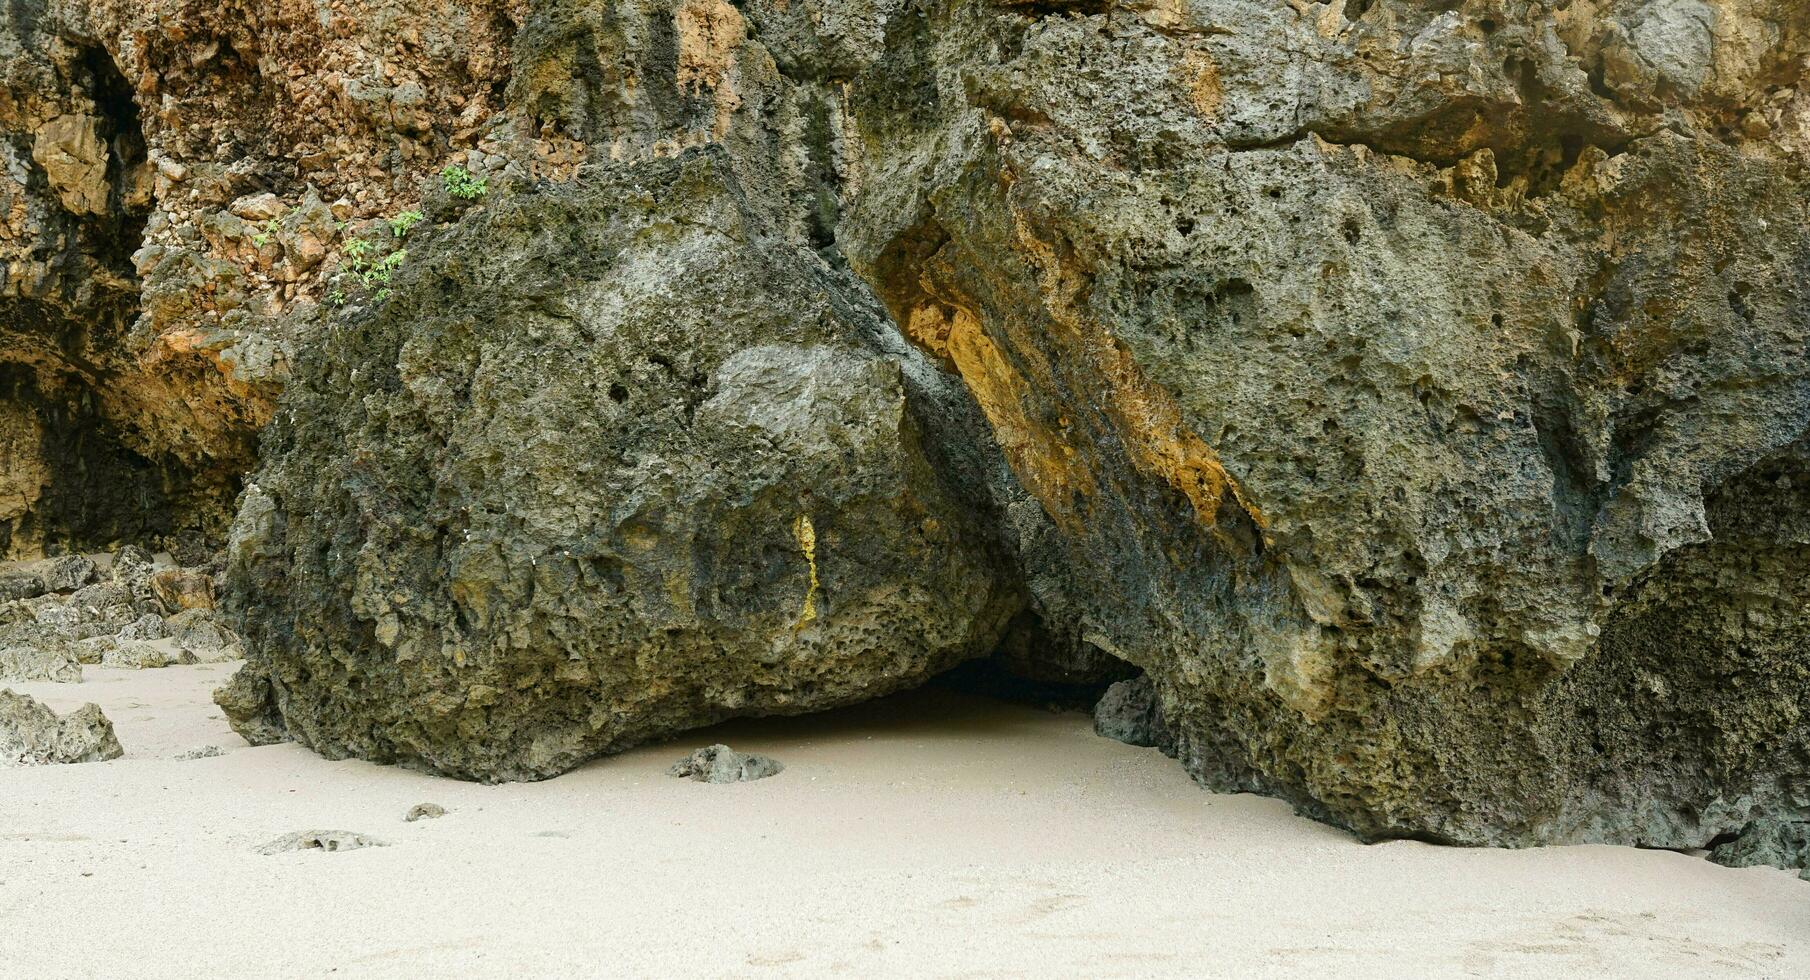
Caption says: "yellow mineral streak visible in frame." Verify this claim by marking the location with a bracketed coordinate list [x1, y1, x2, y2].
[1005, 208, 1268, 540]
[877, 157, 1263, 548]
[792, 513, 819, 628]
[674, 0, 746, 139]
[905, 303, 1095, 532]
[1178, 49, 1222, 119]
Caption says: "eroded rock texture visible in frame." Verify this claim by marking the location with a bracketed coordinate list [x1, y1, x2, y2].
[0, 688, 123, 765]
[8, 0, 1808, 872]
[218, 151, 1019, 780]
[828, 0, 1810, 858]
[0, 546, 240, 681]
[1, 0, 520, 556]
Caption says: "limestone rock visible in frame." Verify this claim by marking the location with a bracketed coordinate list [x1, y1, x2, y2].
[256, 831, 387, 855]
[667, 744, 784, 784]
[405, 803, 447, 822]
[219, 152, 1020, 781]
[116, 613, 169, 642]
[0, 575, 46, 602]
[1712, 820, 1810, 882]
[1, 0, 529, 558]
[102, 639, 197, 670]
[30, 114, 109, 216]
[163, 609, 242, 660]
[36, 556, 95, 593]
[830, 0, 1810, 871]
[7, 0, 1809, 880]
[1093, 677, 1168, 751]
[150, 568, 215, 612]
[0, 689, 123, 766]
[229, 193, 285, 222]
[0, 646, 81, 683]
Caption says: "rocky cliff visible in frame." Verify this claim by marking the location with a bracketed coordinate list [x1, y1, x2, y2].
[5, 0, 1808, 874]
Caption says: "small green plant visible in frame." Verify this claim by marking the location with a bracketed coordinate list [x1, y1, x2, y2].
[342, 236, 374, 268]
[335, 215, 415, 303]
[359, 248, 407, 289]
[388, 210, 424, 239]
[441, 165, 488, 200]
[250, 217, 281, 250]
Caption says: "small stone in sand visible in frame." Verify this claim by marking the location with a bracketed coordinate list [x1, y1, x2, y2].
[256, 830, 387, 855]
[667, 744, 783, 783]
[177, 746, 226, 760]
[405, 803, 447, 822]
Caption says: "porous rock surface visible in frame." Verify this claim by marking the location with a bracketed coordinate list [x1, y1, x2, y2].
[0, 547, 242, 681]
[1, 0, 521, 556]
[835, 0, 1810, 864]
[1093, 676, 1169, 751]
[668, 744, 785, 783]
[0, 688, 124, 766]
[256, 830, 388, 855]
[7, 0, 1810, 875]
[217, 150, 1020, 781]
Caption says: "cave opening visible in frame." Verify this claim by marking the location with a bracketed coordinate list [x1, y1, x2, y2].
[0, 45, 229, 561]
[77, 43, 151, 271]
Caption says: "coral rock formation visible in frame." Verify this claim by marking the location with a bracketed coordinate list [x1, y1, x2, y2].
[0, 688, 123, 765]
[217, 152, 1019, 780]
[0, 548, 242, 681]
[6, 0, 1809, 874]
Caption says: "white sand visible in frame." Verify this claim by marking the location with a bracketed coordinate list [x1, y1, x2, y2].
[1, 664, 1804, 978]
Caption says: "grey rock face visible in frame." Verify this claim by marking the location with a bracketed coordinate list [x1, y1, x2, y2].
[0, 549, 237, 672]
[827, 0, 1810, 866]
[116, 613, 169, 642]
[219, 152, 1020, 781]
[668, 744, 784, 784]
[0, 575, 46, 602]
[0, 556, 91, 602]
[1713, 820, 1810, 883]
[101, 640, 197, 669]
[0, 689, 124, 766]
[163, 609, 241, 660]
[37, 555, 95, 593]
[1093, 677, 1169, 751]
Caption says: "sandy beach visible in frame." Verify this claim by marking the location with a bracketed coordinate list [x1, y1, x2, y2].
[2, 663, 1805, 978]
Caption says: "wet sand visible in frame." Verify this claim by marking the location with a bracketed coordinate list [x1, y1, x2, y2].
[2, 663, 1805, 977]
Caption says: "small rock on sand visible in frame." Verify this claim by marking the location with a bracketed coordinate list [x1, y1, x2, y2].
[405, 803, 447, 822]
[0, 689, 123, 766]
[1093, 676, 1169, 750]
[256, 831, 387, 855]
[667, 744, 784, 783]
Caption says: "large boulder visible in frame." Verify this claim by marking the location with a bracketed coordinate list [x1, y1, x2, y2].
[830, 0, 1810, 861]
[219, 152, 1020, 780]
